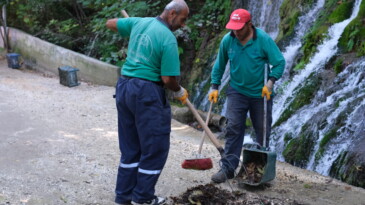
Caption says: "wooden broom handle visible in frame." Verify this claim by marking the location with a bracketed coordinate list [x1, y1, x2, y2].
[186, 99, 223, 149]
[121, 9, 129, 18]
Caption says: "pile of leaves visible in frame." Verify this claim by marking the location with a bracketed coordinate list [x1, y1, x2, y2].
[170, 184, 243, 204]
[170, 183, 306, 205]
[239, 162, 265, 184]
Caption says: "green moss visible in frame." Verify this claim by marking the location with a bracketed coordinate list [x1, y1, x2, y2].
[328, 1, 354, 24]
[335, 97, 345, 108]
[315, 128, 338, 161]
[188, 30, 226, 93]
[283, 131, 316, 168]
[277, 0, 315, 42]
[303, 183, 313, 189]
[334, 59, 344, 74]
[338, 0, 365, 56]
[301, 27, 327, 63]
[283, 122, 317, 167]
[320, 129, 337, 147]
[293, 60, 306, 71]
[274, 74, 321, 127]
[284, 132, 293, 144]
[297, 0, 359, 65]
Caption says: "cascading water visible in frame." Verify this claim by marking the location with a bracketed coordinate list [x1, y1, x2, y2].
[280, 0, 325, 82]
[190, 0, 364, 180]
[247, 0, 283, 39]
[271, 0, 363, 175]
[273, 0, 362, 123]
[308, 60, 365, 175]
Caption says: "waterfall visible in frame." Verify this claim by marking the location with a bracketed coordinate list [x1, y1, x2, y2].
[280, 0, 325, 82]
[273, 0, 362, 124]
[308, 60, 365, 174]
[247, 0, 283, 39]
[189, 0, 364, 181]
[271, 0, 363, 175]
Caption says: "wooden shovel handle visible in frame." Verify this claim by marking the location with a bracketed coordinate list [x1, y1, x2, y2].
[185, 99, 223, 150]
[121, 9, 129, 18]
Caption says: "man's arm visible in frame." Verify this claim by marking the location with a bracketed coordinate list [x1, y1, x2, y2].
[106, 18, 119, 32]
[162, 76, 188, 104]
[161, 76, 180, 92]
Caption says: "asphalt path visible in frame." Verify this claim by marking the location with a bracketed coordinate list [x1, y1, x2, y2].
[1, 59, 365, 205]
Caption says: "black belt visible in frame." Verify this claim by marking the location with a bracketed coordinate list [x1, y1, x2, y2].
[122, 75, 164, 87]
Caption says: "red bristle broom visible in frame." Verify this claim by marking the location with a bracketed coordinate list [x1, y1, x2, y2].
[182, 99, 225, 170]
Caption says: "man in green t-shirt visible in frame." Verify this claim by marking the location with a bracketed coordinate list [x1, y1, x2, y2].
[208, 9, 285, 184]
[106, 1, 189, 204]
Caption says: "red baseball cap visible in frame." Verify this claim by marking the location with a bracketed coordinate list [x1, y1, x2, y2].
[225, 9, 251, 30]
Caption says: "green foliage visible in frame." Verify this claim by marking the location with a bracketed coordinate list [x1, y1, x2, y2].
[338, 0, 365, 56]
[277, 0, 316, 42]
[303, 183, 312, 189]
[274, 74, 321, 127]
[293, 60, 306, 71]
[283, 131, 316, 168]
[315, 128, 338, 161]
[296, 0, 356, 65]
[284, 132, 293, 144]
[186, 0, 231, 49]
[334, 59, 343, 74]
[328, 1, 354, 24]
[301, 26, 327, 63]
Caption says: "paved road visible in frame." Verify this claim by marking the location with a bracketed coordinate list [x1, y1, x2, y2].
[0, 60, 221, 204]
[1, 60, 365, 205]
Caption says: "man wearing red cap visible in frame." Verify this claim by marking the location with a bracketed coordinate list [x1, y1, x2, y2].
[208, 9, 285, 183]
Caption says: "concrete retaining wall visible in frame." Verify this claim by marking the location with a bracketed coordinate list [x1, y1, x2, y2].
[1, 27, 120, 86]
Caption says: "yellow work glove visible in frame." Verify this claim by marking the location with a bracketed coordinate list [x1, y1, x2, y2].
[208, 89, 219, 103]
[174, 86, 188, 104]
[261, 80, 273, 100]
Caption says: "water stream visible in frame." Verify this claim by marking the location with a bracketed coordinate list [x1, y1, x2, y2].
[191, 0, 364, 177]
[271, 0, 363, 175]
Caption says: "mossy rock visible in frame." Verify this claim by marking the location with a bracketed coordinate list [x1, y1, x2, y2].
[330, 150, 365, 188]
[283, 123, 317, 168]
[274, 73, 321, 127]
[276, 0, 315, 44]
[328, 1, 354, 24]
[283, 133, 316, 168]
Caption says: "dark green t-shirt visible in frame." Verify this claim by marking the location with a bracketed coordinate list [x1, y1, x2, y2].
[116, 17, 180, 82]
[211, 28, 285, 98]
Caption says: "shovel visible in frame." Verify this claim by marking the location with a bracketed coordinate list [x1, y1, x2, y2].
[237, 64, 277, 186]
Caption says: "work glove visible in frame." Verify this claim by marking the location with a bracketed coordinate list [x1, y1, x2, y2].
[261, 79, 274, 100]
[208, 89, 219, 103]
[174, 86, 188, 104]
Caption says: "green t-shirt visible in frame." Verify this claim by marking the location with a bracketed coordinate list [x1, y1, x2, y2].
[116, 17, 180, 82]
[211, 28, 286, 98]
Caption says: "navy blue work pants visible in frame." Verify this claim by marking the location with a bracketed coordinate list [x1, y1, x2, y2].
[222, 86, 273, 172]
[114, 77, 171, 204]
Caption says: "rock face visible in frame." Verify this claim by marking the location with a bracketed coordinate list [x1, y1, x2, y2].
[330, 120, 365, 188]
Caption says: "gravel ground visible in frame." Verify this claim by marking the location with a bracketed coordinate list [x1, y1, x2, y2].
[1, 60, 365, 205]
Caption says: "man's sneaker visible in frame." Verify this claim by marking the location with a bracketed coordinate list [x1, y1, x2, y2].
[132, 196, 166, 205]
[211, 169, 234, 183]
[115, 198, 131, 205]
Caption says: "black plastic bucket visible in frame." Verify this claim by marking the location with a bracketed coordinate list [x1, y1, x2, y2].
[58, 66, 80, 87]
[6, 53, 21, 69]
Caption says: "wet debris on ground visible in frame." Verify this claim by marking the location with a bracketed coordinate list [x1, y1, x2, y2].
[170, 183, 243, 204]
[170, 183, 306, 205]
[239, 162, 265, 184]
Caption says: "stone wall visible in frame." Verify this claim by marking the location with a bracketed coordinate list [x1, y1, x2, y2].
[1, 27, 120, 86]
